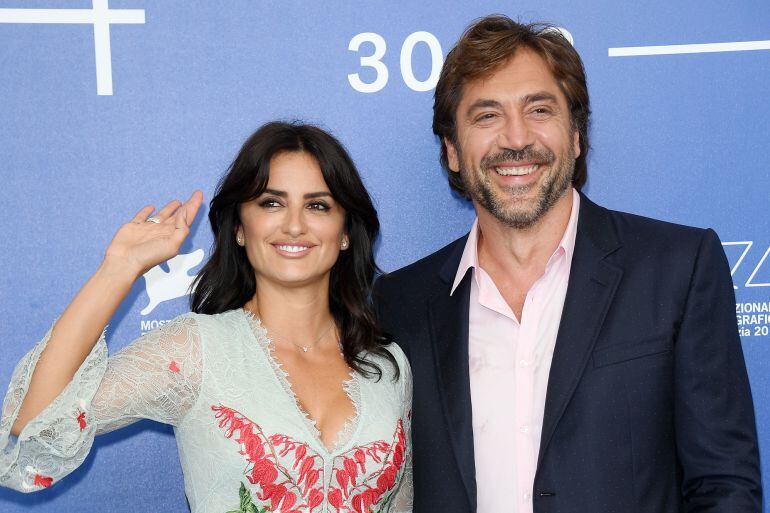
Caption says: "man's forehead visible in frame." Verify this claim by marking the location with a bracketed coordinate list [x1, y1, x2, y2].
[458, 49, 564, 106]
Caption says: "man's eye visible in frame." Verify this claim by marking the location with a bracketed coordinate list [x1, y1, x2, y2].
[476, 113, 497, 122]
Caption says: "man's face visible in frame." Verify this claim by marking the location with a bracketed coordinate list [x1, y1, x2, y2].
[446, 48, 581, 229]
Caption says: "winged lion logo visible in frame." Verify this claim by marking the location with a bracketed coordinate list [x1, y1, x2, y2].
[140, 249, 204, 315]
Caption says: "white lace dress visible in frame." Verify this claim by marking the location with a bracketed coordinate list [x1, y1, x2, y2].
[0, 309, 413, 513]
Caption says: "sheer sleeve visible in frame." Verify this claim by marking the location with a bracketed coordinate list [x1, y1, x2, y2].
[0, 315, 202, 492]
[389, 347, 413, 513]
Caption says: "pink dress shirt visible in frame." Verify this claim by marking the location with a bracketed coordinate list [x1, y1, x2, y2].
[450, 190, 580, 513]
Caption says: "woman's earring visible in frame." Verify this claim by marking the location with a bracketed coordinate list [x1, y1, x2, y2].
[341, 238, 349, 250]
[236, 233, 245, 246]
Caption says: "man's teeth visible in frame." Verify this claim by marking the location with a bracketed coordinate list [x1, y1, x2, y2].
[494, 164, 538, 176]
[277, 245, 309, 253]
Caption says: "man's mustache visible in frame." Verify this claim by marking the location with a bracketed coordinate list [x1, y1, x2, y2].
[481, 146, 555, 169]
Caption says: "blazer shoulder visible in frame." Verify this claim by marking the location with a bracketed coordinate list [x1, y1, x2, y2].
[603, 206, 715, 252]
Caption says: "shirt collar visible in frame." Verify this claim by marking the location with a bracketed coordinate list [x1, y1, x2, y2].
[450, 189, 581, 295]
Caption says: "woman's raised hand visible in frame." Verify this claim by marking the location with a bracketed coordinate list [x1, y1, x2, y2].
[104, 191, 204, 279]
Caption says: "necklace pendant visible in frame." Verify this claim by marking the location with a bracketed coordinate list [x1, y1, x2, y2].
[302, 347, 309, 353]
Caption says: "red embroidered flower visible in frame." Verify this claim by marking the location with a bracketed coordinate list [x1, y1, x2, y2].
[336, 468, 349, 490]
[168, 360, 180, 373]
[343, 457, 358, 485]
[260, 483, 287, 510]
[33, 474, 53, 488]
[76, 410, 87, 431]
[354, 448, 367, 473]
[328, 487, 343, 510]
[293, 443, 307, 466]
[308, 488, 324, 509]
[279, 490, 297, 510]
[248, 459, 278, 486]
[376, 465, 397, 492]
[351, 488, 378, 513]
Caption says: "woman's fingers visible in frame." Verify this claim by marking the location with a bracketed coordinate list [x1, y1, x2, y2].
[183, 191, 204, 227]
[171, 191, 203, 246]
[125, 192, 203, 250]
[154, 199, 183, 223]
[130, 205, 155, 224]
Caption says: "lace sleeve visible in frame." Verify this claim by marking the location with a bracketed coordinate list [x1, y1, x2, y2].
[0, 315, 202, 492]
[389, 346, 413, 513]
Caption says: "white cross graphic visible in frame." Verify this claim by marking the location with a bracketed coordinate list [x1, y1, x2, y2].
[609, 39, 770, 57]
[0, 0, 145, 95]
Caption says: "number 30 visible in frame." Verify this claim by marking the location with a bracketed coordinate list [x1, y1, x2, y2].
[348, 31, 443, 93]
[347, 27, 573, 93]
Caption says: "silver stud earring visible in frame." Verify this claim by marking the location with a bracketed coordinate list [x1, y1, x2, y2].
[236, 233, 244, 246]
[341, 239, 349, 250]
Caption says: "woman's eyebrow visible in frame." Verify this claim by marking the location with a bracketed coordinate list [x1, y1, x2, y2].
[262, 189, 332, 199]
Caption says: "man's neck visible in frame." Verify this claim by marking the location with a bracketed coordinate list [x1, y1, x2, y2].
[477, 188, 574, 288]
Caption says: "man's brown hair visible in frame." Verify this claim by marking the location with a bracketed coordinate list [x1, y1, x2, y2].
[433, 15, 591, 196]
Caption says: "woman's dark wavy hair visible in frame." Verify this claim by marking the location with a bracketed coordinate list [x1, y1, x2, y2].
[191, 121, 397, 380]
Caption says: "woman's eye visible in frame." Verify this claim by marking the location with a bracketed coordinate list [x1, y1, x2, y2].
[258, 199, 282, 209]
[308, 201, 330, 211]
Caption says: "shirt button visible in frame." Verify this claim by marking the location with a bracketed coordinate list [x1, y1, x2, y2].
[523, 492, 532, 501]
[519, 424, 530, 434]
[518, 359, 530, 367]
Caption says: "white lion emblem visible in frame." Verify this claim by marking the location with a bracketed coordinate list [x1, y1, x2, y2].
[140, 249, 205, 315]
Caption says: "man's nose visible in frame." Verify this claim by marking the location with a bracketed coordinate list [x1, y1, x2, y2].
[497, 114, 534, 150]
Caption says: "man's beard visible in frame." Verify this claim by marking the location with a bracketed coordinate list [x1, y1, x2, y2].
[459, 144, 575, 230]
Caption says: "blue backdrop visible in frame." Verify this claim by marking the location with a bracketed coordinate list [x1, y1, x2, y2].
[1, 1, 769, 511]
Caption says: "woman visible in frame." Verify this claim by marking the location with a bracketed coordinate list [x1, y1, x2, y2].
[0, 122, 412, 513]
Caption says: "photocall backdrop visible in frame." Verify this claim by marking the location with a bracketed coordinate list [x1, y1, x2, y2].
[1, 1, 768, 511]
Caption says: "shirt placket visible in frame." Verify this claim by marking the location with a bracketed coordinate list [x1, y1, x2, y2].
[514, 286, 540, 513]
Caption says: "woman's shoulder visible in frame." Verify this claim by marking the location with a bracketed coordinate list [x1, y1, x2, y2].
[141, 309, 246, 349]
[360, 342, 411, 387]
[380, 341, 408, 368]
[184, 308, 246, 332]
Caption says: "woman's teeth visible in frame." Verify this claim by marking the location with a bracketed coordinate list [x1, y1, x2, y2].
[276, 245, 309, 253]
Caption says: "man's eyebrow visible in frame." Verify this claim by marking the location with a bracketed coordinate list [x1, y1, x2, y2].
[262, 189, 332, 200]
[522, 91, 559, 105]
[465, 99, 504, 117]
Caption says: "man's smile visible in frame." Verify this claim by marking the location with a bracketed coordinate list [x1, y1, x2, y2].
[493, 163, 540, 176]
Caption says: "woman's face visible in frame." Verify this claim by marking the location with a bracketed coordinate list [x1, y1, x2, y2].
[238, 151, 348, 289]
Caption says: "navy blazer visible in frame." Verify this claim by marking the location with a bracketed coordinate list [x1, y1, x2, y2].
[374, 194, 761, 513]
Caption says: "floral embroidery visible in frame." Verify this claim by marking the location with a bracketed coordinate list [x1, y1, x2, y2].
[212, 405, 408, 513]
[212, 405, 324, 513]
[76, 410, 87, 431]
[329, 418, 407, 513]
[168, 360, 181, 373]
[33, 474, 53, 488]
[226, 482, 271, 513]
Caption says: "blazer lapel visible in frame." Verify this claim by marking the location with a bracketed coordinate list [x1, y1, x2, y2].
[537, 196, 624, 469]
[428, 237, 477, 511]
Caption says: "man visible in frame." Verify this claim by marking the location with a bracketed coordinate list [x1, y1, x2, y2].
[374, 15, 761, 513]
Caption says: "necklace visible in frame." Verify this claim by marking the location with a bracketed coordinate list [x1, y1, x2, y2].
[268, 320, 335, 353]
